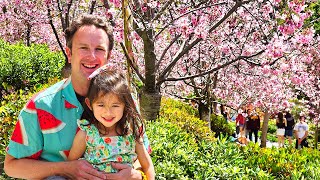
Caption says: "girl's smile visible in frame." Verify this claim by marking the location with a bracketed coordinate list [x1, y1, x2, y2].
[85, 92, 125, 130]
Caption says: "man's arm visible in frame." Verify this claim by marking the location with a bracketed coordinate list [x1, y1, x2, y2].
[301, 130, 308, 140]
[4, 153, 107, 180]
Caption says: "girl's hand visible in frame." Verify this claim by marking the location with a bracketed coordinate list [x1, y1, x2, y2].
[105, 162, 142, 180]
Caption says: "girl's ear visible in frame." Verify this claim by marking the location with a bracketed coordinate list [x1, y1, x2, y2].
[85, 98, 93, 111]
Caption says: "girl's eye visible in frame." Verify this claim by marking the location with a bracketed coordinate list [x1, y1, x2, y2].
[97, 104, 104, 107]
[112, 105, 120, 108]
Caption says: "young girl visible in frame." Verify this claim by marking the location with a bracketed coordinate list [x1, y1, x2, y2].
[276, 112, 287, 148]
[68, 68, 155, 179]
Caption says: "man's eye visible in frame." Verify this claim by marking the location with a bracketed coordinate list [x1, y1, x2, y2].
[96, 48, 105, 51]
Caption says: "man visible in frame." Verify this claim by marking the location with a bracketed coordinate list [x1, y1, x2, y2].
[294, 115, 309, 149]
[246, 109, 260, 143]
[4, 14, 150, 180]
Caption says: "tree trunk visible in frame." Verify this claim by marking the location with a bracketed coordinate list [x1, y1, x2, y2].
[198, 102, 210, 124]
[260, 110, 271, 148]
[138, 28, 160, 121]
[139, 89, 161, 121]
[315, 122, 319, 149]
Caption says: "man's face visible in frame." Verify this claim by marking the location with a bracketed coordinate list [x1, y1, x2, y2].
[66, 25, 111, 85]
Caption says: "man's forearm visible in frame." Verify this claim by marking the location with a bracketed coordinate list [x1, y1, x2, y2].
[4, 154, 68, 179]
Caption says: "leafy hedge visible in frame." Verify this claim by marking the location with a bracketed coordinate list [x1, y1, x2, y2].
[159, 98, 215, 142]
[0, 79, 58, 157]
[210, 113, 234, 137]
[1, 93, 320, 179]
[149, 99, 320, 179]
[0, 39, 64, 100]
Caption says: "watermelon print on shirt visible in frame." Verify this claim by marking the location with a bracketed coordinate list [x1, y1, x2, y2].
[7, 78, 82, 161]
[6, 77, 152, 162]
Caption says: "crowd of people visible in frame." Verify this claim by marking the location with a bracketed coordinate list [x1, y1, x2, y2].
[230, 107, 309, 149]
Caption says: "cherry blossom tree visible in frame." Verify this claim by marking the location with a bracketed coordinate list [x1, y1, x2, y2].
[1, 0, 319, 132]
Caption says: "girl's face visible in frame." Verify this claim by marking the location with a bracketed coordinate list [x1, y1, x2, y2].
[85, 92, 125, 131]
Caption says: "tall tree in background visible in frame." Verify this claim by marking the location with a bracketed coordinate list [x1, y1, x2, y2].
[0, 0, 319, 126]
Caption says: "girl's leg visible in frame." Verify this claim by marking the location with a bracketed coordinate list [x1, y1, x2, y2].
[277, 135, 281, 147]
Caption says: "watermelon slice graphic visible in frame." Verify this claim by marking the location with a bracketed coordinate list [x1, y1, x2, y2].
[24, 99, 36, 114]
[37, 109, 66, 134]
[27, 150, 43, 159]
[64, 100, 77, 109]
[11, 117, 28, 145]
[59, 150, 70, 160]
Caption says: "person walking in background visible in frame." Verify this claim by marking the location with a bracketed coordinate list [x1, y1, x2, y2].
[246, 109, 260, 143]
[294, 115, 309, 149]
[276, 112, 286, 148]
[220, 105, 229, 122]
[284, 111, 295, 146]
[236, 109, 246, 137]
[68, 69, 155, 179]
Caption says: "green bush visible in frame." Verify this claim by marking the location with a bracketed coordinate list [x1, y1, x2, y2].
[267, 119, 277, 134]
[148, 118, 320, 179]
[0, 39, 64, 100]
[0, 79, 58, 157]
[159, 98, 215, 142]
[210, 113, 234, 138]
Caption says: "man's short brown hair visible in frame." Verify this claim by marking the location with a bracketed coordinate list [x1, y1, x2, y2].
[65, 14, 114, 52]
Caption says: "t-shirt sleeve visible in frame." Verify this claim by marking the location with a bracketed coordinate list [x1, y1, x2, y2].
[77, 119, 90, 132]
[142, 132, 152, 154]
[6, 107, 43, 159]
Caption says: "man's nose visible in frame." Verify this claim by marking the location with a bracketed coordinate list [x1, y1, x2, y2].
[86, 50, 97, 59]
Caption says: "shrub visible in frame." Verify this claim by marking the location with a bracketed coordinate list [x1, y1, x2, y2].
[159, 98, 215, 142]
[148, 118, 320, 179]
[0, 39, 64, 100]
[0, 78, 59, 156]
[210, 113, 234, 138]
[242, 144, 320, 179]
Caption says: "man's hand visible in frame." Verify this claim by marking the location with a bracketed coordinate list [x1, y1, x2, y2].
[105, 162, 142, 180]
[298, 138, 302, 145]
[63, 160, 107, 180]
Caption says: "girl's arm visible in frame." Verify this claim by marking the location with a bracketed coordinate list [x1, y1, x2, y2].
[68, 130, 87, 160]
[135, 138, 155, 180]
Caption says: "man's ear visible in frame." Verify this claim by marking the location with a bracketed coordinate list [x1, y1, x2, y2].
[107, 50, 112, 60]
[85, 98, 93, 111]
[66, 47, 72, 63]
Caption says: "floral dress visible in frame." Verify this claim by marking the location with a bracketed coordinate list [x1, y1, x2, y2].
[78, 119, 137, 173]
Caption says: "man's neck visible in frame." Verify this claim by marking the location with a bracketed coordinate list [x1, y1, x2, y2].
[71, 77, 90, 96]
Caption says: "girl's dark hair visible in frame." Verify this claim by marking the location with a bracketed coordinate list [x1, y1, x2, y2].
[83, 69, 144, 140]
[277, 112, 284, 123]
